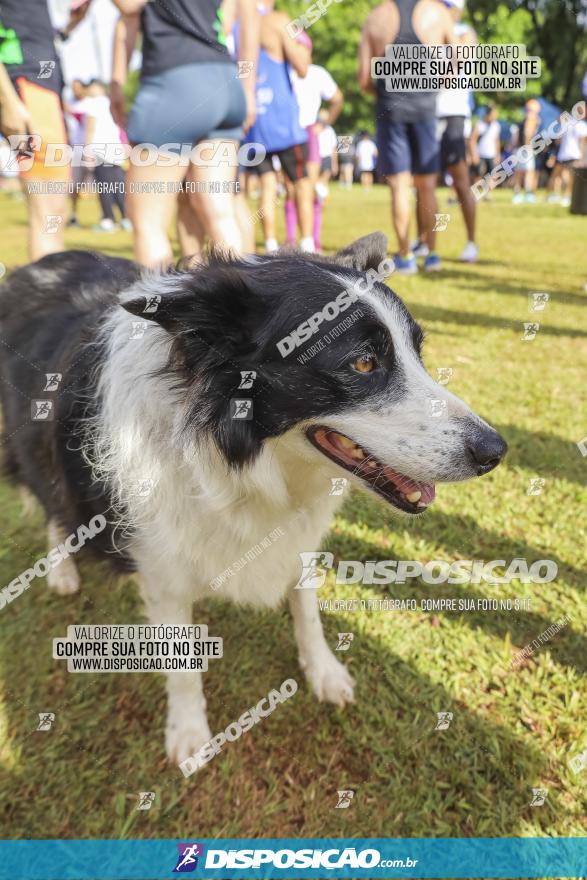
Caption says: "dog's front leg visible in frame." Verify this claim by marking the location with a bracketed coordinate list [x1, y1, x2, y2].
[288, 586, 354, 707]
[140, 569, 212, 766]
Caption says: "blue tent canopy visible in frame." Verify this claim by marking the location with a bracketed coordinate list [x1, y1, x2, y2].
[535, 96, 561, 129]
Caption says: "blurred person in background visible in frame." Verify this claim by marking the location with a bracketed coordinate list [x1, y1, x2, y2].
[174, 0, 250, 258]
[0, 0, 89, 259]
[359, 0, 453, 274]
[110, 0, 259, 267]
[80, 78, 129, 231]
[355, 131, 377, 191]
[312, 108, 338, 250]
[63, 77, 89, 227]
[317, 108, 338, 189]
[242, 0, 313, 253]
[285, 36, 342, 249]
[338, 134, 356, 189]
[432, 0, 478, 263]
[470, 104, 500, 201]
[542, 138, 559, 201]
[547, 113, 587, 207]
[511, 98, 540, 204]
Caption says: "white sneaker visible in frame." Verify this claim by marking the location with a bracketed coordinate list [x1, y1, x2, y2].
[411, 240, 429, 258]
[460, 241, 479, 263]
[315, 182, 329, 202]
[265, 238, 278, 253]
[561, 197, 571, 207]
[94, 218, 116, 232]
[300, 236, 315, 253]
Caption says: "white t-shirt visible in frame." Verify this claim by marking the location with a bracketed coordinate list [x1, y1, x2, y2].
[292, 64, 338, 128]
[436, 23, 473, 119]
[319, 125, 337, 159]
[65, 99, 87, 147]
[557, 120, 587, 162]
[356, 138, 377, 171]
[79, 95, 125, 162]
[476, 119, 500, 159]
[436, 87, 471, 119]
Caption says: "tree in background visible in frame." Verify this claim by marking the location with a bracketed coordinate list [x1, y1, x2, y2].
[279, 0, 586, 131]
[281, 0, 379, 132]
[469, 0, 587, 110]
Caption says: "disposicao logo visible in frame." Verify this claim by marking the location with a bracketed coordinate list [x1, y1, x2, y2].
[173, 843, 204, 872]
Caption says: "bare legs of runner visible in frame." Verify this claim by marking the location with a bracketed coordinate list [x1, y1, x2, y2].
[126, 140, 243, 269]
[25, 189, 67, 260]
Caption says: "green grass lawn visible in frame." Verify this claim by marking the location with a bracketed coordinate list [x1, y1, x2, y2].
[0, 185, 586, 842]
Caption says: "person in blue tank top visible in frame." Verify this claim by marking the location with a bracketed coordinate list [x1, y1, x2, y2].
[242, 1, 315, 253]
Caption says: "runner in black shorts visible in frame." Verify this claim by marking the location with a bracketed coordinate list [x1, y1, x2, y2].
[359, 0, 453, 274]
[440, 116, 467, 168]
[434, 0, 478, 262]
[254, 142, 309, 182]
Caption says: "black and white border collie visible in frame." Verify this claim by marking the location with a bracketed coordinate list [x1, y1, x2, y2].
[0, 234, 506, 765]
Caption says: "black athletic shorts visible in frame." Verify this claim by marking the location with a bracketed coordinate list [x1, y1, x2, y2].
[476, 157, 495, 177]
[256, 142, 309, 181]
[439, 116, 467, 168]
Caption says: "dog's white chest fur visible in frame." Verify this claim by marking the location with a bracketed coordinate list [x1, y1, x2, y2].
[118, 425, 343, 608]
[91, 317, 345, 608]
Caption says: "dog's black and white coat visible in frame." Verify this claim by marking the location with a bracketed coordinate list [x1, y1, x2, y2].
[0, 234, 506, 764]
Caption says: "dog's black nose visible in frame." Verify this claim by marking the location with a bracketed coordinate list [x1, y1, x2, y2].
[467, 429, 507, 475]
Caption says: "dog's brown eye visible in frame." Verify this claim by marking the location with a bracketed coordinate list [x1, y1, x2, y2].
[352, 355, 377, 373]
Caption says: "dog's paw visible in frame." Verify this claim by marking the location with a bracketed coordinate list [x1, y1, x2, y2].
[301, 650, 355, 707]
[47, 560, 80, 595]
[166, 714, 213, 767]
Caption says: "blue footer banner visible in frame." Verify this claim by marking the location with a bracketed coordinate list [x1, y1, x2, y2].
[0, 838, 586, 879]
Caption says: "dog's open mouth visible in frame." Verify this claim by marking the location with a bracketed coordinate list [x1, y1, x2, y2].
[307, 426, 436, 514]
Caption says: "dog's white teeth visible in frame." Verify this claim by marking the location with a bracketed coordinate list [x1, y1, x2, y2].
[351, 448, 365, 460]
[405, 491, 422, 503]
[417, 501, 428, 508]
[337, 435, 356, 449]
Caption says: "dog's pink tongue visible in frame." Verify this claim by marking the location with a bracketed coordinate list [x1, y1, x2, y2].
[383, 467, 436, 504]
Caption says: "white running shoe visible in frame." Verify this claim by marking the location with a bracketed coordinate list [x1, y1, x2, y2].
[411, 240, 429, 258]
[315, 182, 329, 202]
[460, 241, 479, 263]
[93, 218, 116, 232]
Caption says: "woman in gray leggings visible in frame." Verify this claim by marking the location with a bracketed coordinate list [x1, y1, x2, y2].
[110, 0, 258, 267]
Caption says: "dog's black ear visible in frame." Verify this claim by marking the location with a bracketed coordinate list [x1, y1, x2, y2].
[120, 268, 265, 349]
[334, 232, 388, 271]
[121, 283, 194, 331]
